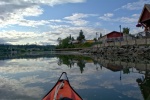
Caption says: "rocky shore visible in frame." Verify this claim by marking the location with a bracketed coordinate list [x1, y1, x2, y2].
[80, 45, 150, 60]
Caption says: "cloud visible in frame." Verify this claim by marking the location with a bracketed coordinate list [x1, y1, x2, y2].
[0, 0, 86, 28]
[0, 31, 39, 44]
[0, 12, 104, 45]
[104, 13, 114, 17]
[0, 5, 49, 28]
[64, 13, 89, 20]
[45, 0, 86, 6]
[64, 13, 98, 26]
[99, 13, 114, 21]
[116, 0, 150, 11]
[18, 20, 50, 27]
[0, 0, 103, 45]
[0, 0, 86, 6]
[0, 25, 107, 45]
[130, 27, 143, 34]
[99, 13, 143, 34]
[99, 13, 139, 24]
[118, 16, 138, 23]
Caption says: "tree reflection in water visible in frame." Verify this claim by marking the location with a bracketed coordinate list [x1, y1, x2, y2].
[137, 70, 150, 100]
[57, 54, 150, 100]
[57, 55, 90, 73]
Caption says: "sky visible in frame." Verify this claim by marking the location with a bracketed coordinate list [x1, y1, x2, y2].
[0, 0, 149, 45]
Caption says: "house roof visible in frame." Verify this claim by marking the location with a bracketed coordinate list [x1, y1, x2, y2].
[138, 4, 150, 23]
[107, 31, 122, 35]
[99, 31, 122, 39]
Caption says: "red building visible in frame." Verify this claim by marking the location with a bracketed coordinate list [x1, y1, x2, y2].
[106, 31, 123, 42]
[137, 4, 150, 37]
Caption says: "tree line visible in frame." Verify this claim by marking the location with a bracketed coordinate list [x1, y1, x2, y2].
[0, 44, 55, 54]
[56, 30, 92, 49]
[56, 27, 131, 49]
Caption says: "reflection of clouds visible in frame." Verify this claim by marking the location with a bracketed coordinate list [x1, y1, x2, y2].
[0, 58, 63, 99]
[0, 58, 60, 74]
[20, 75, 49, 84]
[121, 75, 140, 87]
[99, 81, 114, 89]
[123, 90, 143, 100]
[0, 57, 144, 100]
[99, 76, 138, 89]
[0, 60, 7, 66]
[96, 73, 143, 99]
[71, 76, 90, 89]
[66, 64, 111, 90]
[0, 76, 44, 100]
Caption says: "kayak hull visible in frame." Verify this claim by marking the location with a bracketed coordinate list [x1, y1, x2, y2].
[43, 72, 82, 100]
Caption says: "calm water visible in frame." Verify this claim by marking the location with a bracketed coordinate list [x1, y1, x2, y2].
[0, 54, 149, 100]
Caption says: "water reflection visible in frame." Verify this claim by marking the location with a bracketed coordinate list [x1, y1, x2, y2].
[57, 54, 150, 100]
[137, 70, 150, 100]
[0, 54, 149, 100]
[57, 55, 90, 73]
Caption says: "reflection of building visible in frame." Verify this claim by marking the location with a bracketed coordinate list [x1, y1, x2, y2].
[137, 4, 150, 38]
[136, 71, 150, 100]
[107, 63, 123, 72]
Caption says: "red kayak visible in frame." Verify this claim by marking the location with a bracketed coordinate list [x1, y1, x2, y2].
[43, 72, 83, 100]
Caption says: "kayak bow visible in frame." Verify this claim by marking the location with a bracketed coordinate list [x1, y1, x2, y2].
[43, 72, 82, 100]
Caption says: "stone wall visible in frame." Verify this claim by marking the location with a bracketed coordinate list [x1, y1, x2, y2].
[94, 38, 150, 48]
[80, 38, 150, 59]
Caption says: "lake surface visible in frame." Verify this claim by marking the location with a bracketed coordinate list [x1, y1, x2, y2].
[0, 54, 149, 100]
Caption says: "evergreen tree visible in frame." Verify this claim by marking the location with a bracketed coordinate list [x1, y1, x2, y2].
[100, 33, 102, 38]
[57, 37, 62, 45]
[77, 30, 85, 42]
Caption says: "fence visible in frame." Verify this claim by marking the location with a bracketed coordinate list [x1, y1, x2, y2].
[93, 38, 150, 48]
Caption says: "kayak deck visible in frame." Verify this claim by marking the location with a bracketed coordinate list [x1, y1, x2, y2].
[43, 72, 82, 100]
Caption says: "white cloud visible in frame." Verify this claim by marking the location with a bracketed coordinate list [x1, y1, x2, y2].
[131, 27, 143, 34]
[64, 13, 97, 26]
[132, 14, 140, 17]
[64, 13, 89, 20]
[0, 25, 107, 45]
[104, 13, 114, 17]
[67, 19, 89, 26]
[118, 17, 138, 23]
[51, 26, 108, 40]
[0, 30, 56, 45]
[99, 13, 139, 24]
[116, 0, 150, 10]
[99, 13, 114, 21]
[0, 0, 86, 6]
[0, 0, 86, 28]
[18, 20, 50, 27]
[20, 6, 43, 17]
[45, 0, 86, 6]
[0, 0, 102, 45]
[0, 5, 48, 27]
[49, 25, 69, 30]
